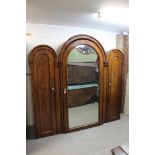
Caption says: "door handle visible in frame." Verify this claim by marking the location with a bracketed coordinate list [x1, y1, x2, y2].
[64, 88, 67, 94]
[109, 83, 112, 87]
[51, 81, 55, 92]
[51, 87, 55, 92]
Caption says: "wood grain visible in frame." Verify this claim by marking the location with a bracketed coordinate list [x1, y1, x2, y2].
[106, 49, 124, 122]
[28, 45, 57, 138]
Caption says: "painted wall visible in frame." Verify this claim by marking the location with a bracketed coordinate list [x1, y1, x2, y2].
[68, 48, 97, 62]
[26, 23, 117, 125]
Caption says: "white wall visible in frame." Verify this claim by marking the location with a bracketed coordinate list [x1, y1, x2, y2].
[26, 23, 117, 125]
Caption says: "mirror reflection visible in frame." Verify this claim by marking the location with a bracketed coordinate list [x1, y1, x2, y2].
[67, 45, 99, 128]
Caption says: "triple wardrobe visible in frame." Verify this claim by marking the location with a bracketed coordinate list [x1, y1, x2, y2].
[28, 34, 124, 138]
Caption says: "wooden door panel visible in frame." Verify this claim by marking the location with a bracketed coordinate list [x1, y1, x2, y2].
[109, 56, 119, 119]
[106, 50, 123, 122]
[37, 55, 53, 133]
[29, 46, 56, 137]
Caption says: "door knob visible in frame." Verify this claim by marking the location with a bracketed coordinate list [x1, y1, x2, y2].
[64, 88, 67, 94]
[109, 83, 111, 87]
[51, 87, 55, 91]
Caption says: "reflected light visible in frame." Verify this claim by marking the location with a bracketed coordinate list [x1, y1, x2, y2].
[97, 7, 129, 26]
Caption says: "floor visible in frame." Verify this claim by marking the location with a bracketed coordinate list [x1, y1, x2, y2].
[69, 102, 98, 128]
[27, 114, 129, 155]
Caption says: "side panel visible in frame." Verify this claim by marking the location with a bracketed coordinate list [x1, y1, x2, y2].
[107, 52, 123, 121]
[30, 47, 56, 137]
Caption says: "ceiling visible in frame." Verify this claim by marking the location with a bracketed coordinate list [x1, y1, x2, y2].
[26, 0, 129, 32]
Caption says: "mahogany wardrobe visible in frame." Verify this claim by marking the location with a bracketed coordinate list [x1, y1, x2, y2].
[28, 35, 124, 138]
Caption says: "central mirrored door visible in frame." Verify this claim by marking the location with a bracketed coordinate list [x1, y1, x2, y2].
[59, 35, 106, 132]
[67, 45, 99, 128]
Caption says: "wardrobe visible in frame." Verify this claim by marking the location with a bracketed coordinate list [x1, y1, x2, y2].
[28, 35, 124, 138]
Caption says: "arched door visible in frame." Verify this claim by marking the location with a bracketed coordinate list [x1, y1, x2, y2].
[29, 45, 57, 137]
[59, 35, 106, 132]
[106, 49, 124, 122]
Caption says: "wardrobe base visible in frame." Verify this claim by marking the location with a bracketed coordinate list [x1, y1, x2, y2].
[26, 125, 36, 139]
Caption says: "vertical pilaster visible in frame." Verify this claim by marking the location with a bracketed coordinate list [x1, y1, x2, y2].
[116, 33, 129, 112]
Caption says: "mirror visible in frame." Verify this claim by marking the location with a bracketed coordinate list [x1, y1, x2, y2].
[67, 45, 99, 128]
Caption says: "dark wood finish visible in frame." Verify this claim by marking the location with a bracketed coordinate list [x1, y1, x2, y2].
[106, 49, 124, 122]
[58, 34, 106, 132]
[55, 60, 62, 133]
[68, 64, 97, 84]
[111, 146, 128, 155]
[68, 63, 98, 107]
[28, 45, 57, 138]
[68, 86, 97, 107]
